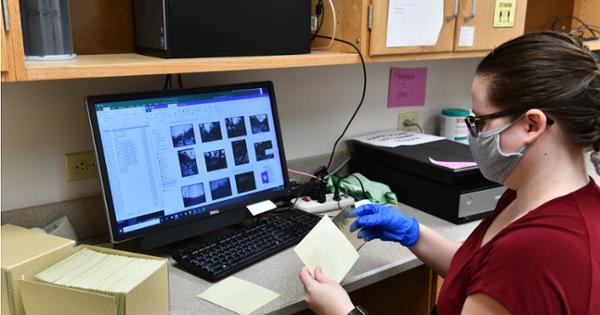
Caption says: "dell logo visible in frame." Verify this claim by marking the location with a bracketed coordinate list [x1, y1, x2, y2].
[209, 210, 220, 216]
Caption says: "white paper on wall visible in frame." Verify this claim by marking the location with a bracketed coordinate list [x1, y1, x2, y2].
[386, 0, 444, 47]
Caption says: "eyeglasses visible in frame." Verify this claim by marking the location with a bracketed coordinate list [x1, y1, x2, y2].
[464, 109, 555, 137]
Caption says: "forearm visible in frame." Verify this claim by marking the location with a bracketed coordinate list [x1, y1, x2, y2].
[409, 224, 461, 277]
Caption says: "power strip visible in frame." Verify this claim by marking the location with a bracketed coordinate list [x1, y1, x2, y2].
[292, 193, 355, 214]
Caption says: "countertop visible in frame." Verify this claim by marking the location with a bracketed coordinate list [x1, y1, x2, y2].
[168, 204, 481, 314]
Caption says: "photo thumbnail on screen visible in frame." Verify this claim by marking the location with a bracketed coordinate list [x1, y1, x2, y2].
[254, 140, 274, 161]
[181, 183, 207, 207]
[170, 124, 196, 147]
[250, 114, 270, 134]
[204, 149, 228, 172]
[235, 172, 256, 193]
[225, 116, 247, 138]
[231, 140, 249, 166]
[200, 121, 223, 143]
[178, 148, 199, 177]
[210, 177, 233, 200]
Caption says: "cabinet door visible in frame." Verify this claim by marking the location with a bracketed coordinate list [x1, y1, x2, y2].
[369, 0, 457, 56]
[454, 0, 528, 51]
[2, 0, 26, 81]
[1, 4, 15, 81]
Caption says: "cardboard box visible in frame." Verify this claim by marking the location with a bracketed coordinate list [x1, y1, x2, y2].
[19, 245, 170, 315]
[1, 224, 76, 315]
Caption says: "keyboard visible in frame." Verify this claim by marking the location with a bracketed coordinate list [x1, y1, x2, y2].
[172, 209, 321, 282]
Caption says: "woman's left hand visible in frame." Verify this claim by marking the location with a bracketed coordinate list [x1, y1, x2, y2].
[298, 266, 355, 315]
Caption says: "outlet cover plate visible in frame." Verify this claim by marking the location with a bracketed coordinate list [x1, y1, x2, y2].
[397, 111, 420, 131]
[64, 151, 97, 181]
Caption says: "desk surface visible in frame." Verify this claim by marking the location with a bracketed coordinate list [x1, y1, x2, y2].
[168, 205, 480, 315]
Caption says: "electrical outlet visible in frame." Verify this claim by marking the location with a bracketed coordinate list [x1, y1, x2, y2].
[64, 151, 98, 181]
[397, 111, 420, 131]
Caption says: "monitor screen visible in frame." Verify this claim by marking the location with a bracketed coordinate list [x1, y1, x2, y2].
[87, 82, 289, 244]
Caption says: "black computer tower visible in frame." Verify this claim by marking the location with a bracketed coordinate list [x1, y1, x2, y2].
[133, 0, 311, 58]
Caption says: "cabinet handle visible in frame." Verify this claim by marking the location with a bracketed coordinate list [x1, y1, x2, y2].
[447, 0, 459, 21]
[464, 0, 477, 22]
[2, 0, 9, 31]
[368, 4, 373, 30]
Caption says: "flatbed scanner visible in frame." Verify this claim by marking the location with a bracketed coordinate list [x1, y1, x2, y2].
[350, 139, 506, 224]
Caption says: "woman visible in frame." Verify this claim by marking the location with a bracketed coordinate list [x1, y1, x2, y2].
[299, 31, 600, 315]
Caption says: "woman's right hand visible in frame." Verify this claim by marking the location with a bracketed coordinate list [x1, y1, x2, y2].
[349, 204, 420, 247]
[299, 266, 355, 315]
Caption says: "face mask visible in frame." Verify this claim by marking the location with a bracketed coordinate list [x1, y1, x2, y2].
[468, 117, 531, 184]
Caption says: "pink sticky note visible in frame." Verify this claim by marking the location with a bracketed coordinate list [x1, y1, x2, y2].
[388, 67, 427, 107]
[429, 157, 477, 170]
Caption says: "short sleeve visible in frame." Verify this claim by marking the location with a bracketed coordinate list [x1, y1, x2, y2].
[465, 224, 590, 315]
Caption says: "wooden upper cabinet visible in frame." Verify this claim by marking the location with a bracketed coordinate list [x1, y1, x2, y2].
[454, 0, 528, 51]
[1, 6, 15, 81]
[2, 0, 25, 81]
[369, 0, 457, 56]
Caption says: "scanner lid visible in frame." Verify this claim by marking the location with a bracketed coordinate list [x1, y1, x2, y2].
[350, 139, 485, 186]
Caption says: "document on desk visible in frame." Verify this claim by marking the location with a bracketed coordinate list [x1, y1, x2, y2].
[386, 0, 444, 47]
[198, 276, 279, 315]
[353, 130, 444, 148]
[294, 216, 359, 283]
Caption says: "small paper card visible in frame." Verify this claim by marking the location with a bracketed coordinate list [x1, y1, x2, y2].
[429, 157, 477, 170]
[294, 216, 359, 283]
[458, 26, 475, 47]
[246, 200, 277, 216]
[198, 276, 279, 315]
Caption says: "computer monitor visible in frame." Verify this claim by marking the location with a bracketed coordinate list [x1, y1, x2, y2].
[86, 81, 289, 248]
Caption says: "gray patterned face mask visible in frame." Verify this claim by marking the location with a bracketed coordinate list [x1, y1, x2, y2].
[468, 116, 531, 184]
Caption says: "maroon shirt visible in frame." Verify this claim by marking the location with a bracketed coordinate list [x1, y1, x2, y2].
[437, 178, 600, 315]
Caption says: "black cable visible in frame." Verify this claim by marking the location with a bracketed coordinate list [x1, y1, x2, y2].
[311, 0, 325, 42]
[550, 16, 599, 41]
[349, 174, 367, 199]
[163, 74, 171, 90]
[314, 35, 367, 172]
[290, 180, 311, 210]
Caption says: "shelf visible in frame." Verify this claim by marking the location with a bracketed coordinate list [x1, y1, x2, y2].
[22, 51, 361, 81]
[585, 39, 600, 51]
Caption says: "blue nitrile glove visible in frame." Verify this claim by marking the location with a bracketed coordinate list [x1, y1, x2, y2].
[349, 204, 420, 247]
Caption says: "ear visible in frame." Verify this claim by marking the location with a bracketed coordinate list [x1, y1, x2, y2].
[522, 109, 549, 144]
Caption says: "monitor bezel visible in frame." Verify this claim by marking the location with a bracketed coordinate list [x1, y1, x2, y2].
[86, 81, 290, 245]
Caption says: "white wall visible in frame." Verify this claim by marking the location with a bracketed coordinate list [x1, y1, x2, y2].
[1, 58, 481, 211]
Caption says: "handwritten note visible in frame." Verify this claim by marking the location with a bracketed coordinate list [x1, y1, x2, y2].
[386, 0, 444, 47]
[388, 67, 427, 107]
